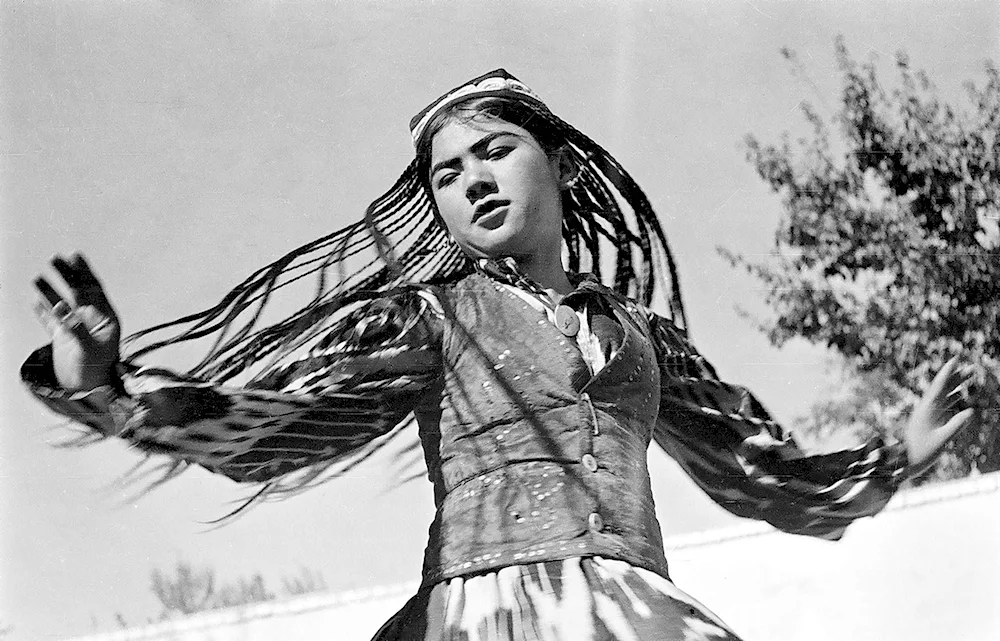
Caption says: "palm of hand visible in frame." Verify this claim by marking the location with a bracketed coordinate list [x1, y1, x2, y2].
[50, 305, 120, 390]
[904, 358, 975, 473]
[34, 254, 121, 391]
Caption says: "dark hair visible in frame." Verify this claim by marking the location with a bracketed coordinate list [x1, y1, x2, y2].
[412, 96, 685, 324]
[114, 86, 687, 509]
[417, 97, 564, 162]
[127, 93, 684, 381]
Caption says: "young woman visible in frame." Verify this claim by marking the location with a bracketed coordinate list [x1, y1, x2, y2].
[23, 69, 973, 640]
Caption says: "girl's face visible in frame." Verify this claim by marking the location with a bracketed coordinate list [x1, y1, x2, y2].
[428, 117, 568, 262]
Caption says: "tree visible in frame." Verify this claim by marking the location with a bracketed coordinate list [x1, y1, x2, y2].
[282, 566, 328, 596]
[724, 37, 1000, 479]
[151, 561, 227, 617]
[150, 561, 327, 620]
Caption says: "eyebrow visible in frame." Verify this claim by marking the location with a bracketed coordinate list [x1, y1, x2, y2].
[430, 131, 523, 178]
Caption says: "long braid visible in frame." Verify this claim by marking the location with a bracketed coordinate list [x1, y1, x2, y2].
[124, 81, 686, 393]
[111, 71, 690, 511]
[550, 113, 687, 327]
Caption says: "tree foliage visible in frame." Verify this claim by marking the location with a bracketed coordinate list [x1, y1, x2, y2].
[281, 566, 328, 596]
[150, 561, 326, 619]
[726, 38, 999, 479]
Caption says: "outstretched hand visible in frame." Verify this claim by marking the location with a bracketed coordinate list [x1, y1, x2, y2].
[33, 253, 121, 391]
[904, 357, 976, 474]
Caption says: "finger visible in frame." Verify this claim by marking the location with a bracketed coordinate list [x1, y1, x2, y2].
[933, 357, 960, 389]
[926, 357, 966, 404]
[59, 253, 114, 311]
[34, 276, 68, 308]
[927, 386, 972, 425]
[909, 408, 976, 475]
[58, 305, 97, 342]
[52, 255, 93, 293]
[939, 370, 969, 394]
[943, 391, 971, 414]
[37, 299, 111, 349]
[33, 300, 59, 335]
[943, 369, 977, 407]
[943, 365, 973, 392]
[69, 252, 103, 289]
[945, 377, 973, 401]
[922, 359, 952, 403]
[68, 321, 96, 345]
[936, 408, 976, 445]
[40, 292, 98, 345]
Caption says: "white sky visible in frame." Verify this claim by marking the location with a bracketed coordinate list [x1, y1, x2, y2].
[1, 1, 997, 638]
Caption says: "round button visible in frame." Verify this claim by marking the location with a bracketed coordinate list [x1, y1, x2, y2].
[588, 512, 604, 532]
[581, 453, 598, 472]
[555, 305, 580, 336]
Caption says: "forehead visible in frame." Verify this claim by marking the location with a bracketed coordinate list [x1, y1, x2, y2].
[429, 118, 536, 163]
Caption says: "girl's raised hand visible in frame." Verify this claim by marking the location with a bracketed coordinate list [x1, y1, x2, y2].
[33, 253, 121, 391]
[904, 357, 976, 474]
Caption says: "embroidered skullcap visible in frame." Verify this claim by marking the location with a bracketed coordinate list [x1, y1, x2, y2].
[409, 69, 548, 148]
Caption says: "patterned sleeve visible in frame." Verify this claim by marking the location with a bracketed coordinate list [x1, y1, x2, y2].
[20, 288, 444, 484]
[645, 311, 909, 540]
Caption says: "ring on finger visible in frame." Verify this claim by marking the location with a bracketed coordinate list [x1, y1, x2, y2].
[52, 301, 85, 330]
[51, 300, 75, 321]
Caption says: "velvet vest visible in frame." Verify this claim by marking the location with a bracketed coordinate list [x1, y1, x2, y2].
[413, 273, 670, 585]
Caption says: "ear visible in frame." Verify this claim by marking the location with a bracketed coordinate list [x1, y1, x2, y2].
[550, 146, 579, 190]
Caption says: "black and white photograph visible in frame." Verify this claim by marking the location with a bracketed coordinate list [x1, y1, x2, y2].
[2, 1, 998, 639]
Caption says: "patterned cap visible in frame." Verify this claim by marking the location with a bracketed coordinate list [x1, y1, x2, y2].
[408, 69, 549, 148]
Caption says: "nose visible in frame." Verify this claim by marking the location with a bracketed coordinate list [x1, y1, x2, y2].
[464, 163, 497, 203]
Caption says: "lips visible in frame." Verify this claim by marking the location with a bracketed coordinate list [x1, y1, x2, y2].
[473, 199, 510, 223]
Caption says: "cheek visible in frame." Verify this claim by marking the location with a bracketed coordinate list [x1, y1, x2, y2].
[432, 192, 470, 235]
[519, 157, 560, 196]
[518, 165, 563, 219]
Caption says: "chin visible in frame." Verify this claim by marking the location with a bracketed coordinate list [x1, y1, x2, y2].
[465, 228, 528, 258]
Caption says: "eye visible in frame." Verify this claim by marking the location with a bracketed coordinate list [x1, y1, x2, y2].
[486, 145, 513, 161]
[435, 171, 458, 189]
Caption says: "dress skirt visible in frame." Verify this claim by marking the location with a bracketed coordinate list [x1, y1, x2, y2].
[372, 556, 743, 641]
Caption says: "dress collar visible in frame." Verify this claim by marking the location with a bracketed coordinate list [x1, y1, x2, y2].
[474, 257, 599, 299]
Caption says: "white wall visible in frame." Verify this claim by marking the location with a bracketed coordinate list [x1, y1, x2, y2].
[70, 473, 1000, 641]
[667, 474, 1000, 641]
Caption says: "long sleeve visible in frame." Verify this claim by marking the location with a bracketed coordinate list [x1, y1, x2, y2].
[646, 311, 908, 540]
[20, 288, 444, 484]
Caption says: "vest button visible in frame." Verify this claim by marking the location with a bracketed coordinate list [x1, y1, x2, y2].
[555, 305, 580, 336]
[588, 512, 604, 532]
[581, 453, 598, 472]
